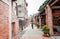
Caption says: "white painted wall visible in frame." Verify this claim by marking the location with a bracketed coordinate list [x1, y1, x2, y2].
[17, 0, 26, 7]
[17, 0, 28, 20]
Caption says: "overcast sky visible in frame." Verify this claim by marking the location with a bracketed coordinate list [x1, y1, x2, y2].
[26, 0, 46, 16]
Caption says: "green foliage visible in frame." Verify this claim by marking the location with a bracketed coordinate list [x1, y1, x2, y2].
[35, 22, 40, 28]
[42, 25, 50, 34]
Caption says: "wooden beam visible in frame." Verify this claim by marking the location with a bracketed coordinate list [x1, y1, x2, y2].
[48, 0, 52, 4]
[52, 6, 60, 9]
[51, 0, 59, 6]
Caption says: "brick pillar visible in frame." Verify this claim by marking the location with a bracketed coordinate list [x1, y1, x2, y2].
[45, 5, 54, 35]
[39, 16, 41, 29]
[35, 16, 37, 22]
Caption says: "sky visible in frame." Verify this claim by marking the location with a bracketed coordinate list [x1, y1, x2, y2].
[26, 0, 46, 16]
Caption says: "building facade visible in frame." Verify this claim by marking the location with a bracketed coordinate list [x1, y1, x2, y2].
[17, 0, 28, 31]
[0, 0, 19, 39]
[34, 0, 60, 35]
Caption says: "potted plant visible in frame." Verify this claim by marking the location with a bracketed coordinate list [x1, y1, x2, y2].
[35, 22, 40, 29]
[42, 25, 50, 37]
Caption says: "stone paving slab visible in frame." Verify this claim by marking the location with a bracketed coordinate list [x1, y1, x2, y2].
[43, 37, 52, 39]
[20, 36, 52, 39]
[51, 36, 60, 39]
[21, 36, 41, 39]
[16, 24, 53, 39]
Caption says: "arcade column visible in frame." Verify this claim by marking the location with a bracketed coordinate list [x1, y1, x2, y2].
[45, 5, 54, 35]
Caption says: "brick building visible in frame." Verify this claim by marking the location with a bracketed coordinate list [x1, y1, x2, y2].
[0, 0, 19, 39]
[34, 0, 60, 35]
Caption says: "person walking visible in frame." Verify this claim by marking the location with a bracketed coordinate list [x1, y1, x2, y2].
[31, 18, 33, 29]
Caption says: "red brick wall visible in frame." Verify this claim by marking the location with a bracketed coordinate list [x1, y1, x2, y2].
[0, 1, 9, 39]
[12, 9, 19, 37]
[0, 1, 19, 39]
[12, 3, 19, 39]
[45, 5, 54, 35]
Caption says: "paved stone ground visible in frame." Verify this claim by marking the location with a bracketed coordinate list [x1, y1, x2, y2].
[14, 24, 53, 39]
[51, 36, 60, 39]
[19, 24, 43, 39]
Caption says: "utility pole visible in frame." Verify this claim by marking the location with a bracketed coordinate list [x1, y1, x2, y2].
[9, 0, 12, 39]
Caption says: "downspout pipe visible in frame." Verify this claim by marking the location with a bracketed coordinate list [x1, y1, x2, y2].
[9, 0, 12, 39]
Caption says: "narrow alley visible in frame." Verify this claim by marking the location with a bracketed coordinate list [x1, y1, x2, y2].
[14, 24, 53, 39]
[19, 24, 43, 39]
[0, 0, 60, 39]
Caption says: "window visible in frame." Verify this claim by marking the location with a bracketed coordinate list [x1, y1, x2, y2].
[19, 5, 22, 7]
[18, 5, 22, 7]
[12, 0, 16, 1]
[19, 11, 22, 13]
